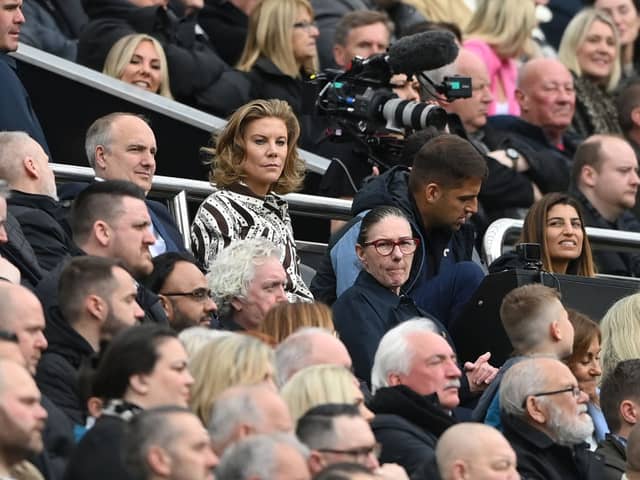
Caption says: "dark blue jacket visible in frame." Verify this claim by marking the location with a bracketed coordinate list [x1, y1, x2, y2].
[332, 270, 442, 383]
[0, 53, 50, 156]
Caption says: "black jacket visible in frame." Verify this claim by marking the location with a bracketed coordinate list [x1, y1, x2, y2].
[198, 0, 247, 66]
[8, 190, 74, 272]
[310, 166, 479, 306]
[36, 312, 96, 426]
[332, 270, 442, 383]
[36, 394, 76, 480]
[368, 385, 457, 477]
[0, 54, 50, 156]
[502, 412, 605, 480]
[77, 0, 230, 112]
[485, 115, 577, 195]
[571, 187, 640, 276]
[596, 434, 627, 480]
[0, 211, 44, 289]
[63, 414, 132, 480]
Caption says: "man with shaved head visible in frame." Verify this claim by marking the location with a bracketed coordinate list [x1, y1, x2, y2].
[435, 423, 519, 480]
[0, 131, 72, 271]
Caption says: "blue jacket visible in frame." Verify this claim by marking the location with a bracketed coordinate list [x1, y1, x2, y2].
[0, 53, 50, 156]
[311, 166, 483, 326]
[333, 270, 443, 383]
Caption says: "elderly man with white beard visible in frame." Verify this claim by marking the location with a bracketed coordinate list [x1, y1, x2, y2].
[499, 357, 604, 479]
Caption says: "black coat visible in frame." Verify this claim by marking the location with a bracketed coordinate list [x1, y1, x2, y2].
[0, 211, 44, 289]
[63, 414, 133, 480]
[571, 187, 640, 276]
[485, 115, 577, 195]
[77, 0, 230, 112]
[502, 412, 605, 480]
[368, 385, 457, 476]
[198, 0, 247, 66]
[0, 54, 50, 157]
[596, 433, 627, 480]
[35, 314, 96, 426]
[332, 270, 442, 384]
[8, 190, 74, 272]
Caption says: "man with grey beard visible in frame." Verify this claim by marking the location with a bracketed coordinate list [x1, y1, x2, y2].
[499, 357, 604, 479]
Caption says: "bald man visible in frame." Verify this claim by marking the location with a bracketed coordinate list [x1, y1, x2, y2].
[0, 131, 72, 271]
[482, 57, 578, 197]
[570, 134, 640, 276]
[436, 423, 519, 480]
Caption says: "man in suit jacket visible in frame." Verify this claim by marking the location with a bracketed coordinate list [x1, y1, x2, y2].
[60, 112, 187, 255]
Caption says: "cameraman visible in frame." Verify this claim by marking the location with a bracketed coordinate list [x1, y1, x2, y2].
[316, 10, 421, 231]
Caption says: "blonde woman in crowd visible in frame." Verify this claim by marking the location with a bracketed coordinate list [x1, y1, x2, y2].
[258, 302, 335, 344]
[558, 8, 622, 136]
[191, 99, 312, 301]
[103, 34, 173, 98]
[464, 0, 537, 116]
[281, 364, 373, 423]
[600, 292, 640, 381]
[178, 327, 233, 359]
[189, 333, 276, 424]
[594, 0, 640, 78]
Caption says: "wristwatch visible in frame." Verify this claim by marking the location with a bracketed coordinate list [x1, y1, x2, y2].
[505, 148, 520, 170]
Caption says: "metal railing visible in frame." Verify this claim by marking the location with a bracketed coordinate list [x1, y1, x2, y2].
[51, 163, 352, 249]
[12, 43, 331, 175]
[484, 218, 640, 265]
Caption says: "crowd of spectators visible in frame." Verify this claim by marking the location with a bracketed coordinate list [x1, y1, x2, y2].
[4, 0, 640, 479]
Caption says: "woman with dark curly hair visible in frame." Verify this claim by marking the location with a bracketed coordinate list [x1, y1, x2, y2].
[191, 98, 312, 301]
[490, 192, 597, 276]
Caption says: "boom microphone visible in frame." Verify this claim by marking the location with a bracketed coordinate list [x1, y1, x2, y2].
[388, 30, 459, 76]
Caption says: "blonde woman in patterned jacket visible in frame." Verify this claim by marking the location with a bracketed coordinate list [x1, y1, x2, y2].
[191, 98, 313, 302]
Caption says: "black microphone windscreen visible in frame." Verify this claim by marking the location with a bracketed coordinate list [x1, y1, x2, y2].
[388, 30, 459, 75]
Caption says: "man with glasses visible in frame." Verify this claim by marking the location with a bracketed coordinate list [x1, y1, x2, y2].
[296, 403, 408, 480]
[144, 252, 217, 332]
[499, 357, 604, 479]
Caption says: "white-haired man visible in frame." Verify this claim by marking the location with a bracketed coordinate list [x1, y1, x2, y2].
[208, 239, 288, 331]
[367, 318, 461, 477]
[500, 357, 604, 479]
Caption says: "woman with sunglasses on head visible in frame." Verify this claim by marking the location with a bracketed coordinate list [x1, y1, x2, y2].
[332, 206, 446, 383]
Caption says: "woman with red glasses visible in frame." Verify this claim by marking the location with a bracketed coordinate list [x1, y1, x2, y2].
[332, 206, 445, 383]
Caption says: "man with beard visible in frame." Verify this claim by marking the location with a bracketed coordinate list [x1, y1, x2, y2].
[35, 180, 167, 326]
[36, 256, 145, 426]
[499, 357, 604, 479]
[144, 252, 217, 332]
[0, 360, 48, 478]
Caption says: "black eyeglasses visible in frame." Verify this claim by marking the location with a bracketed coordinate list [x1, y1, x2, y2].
[362, 238, 419, 256]
[293, 20, 318, 31]
[0, 330, 18, 343]
[522, 385, 582, 408]
[317, 443, 382, 460]
[162, 288, 214, 302]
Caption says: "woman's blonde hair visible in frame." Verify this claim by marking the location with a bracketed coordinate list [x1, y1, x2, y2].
[189, 333, 275, 424]
[558, 8, 621, 92]
[258, 302, 335, 343]
[203, 99, 305, 194]
[236, 0, 318, 77]
[102, 34, 173, 98]
[402, 0, 472, 30]
[464, 0, 536, 58]
[600, 292, 640, 380]
[281, 364, 358, 422]
[178, 327, 234, 359]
